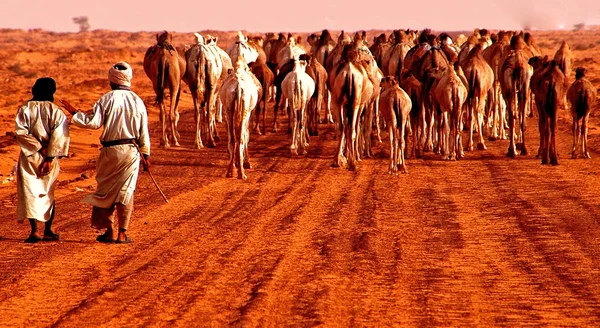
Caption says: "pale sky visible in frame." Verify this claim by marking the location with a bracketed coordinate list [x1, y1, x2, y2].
[2, 0, 599, 33]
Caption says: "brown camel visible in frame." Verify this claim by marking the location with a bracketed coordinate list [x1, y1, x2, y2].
[399, 69, 424, 158]
[567, 67, 597, 159]
[382, 30, 411, 82]
[143, 31, 186, 148]
[554, 41, 574, 82]
[249, 58, 274, 135]
[379, 76, 412, 174]
[462, 44, 494, 151]
[483, 31, 511, 140]
[530, 60, 566, 165]
[500, 35, 533, 157]
[303, 54, 328, 136]
[266, 33, 287, 75]
[429, 66, 468, 160]
[330, 45, 367, 170]
[369, 33, 390, 69]
[183, 37, 223, 149]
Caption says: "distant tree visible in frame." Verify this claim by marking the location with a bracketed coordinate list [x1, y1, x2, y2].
[73, 16, 90, 32]
[573, 23, 586, 31]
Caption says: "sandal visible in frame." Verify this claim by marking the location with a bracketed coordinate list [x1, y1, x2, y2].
[115, 236, 133, 244]
[96, 233, 115, 243]
[43, 232, 60, 241]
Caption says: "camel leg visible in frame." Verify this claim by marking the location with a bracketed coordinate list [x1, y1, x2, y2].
[243, 117, 252, 169]
[477, 108, 487, 150]
[159, 100, 170, 148]
[399, 121, 407, 173]
[262, 94, 267, 136]
[506, 105, 517, 158]
[541, 114, 550, 165]
[192, 89, 204, 149]
[550, 112, 558, 165]
[290, 109, 298, 156]
[519, 97, 528, 155]
[347, 106, 360, 171]
[583, 114, 591, 158]
[327, 91, 334, 124]
[468, 104, 475, 151]
[387, 124, 395, 174]
[169, 85, 181, 147]
[572, 117, 578, 158]
[273, 87, 282, 132]
[226, 114, 235, 178]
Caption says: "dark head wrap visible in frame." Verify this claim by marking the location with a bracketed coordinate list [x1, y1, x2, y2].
[31, 77, 56, 102]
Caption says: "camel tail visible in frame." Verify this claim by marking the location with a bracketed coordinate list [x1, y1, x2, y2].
[393, 96, 402, 128]
[198, 49, 208, 104]
[234, 83, 244, 139]
[576, 88, 589, 119]
[342, 73, 355, 121]
[156, 54, 168, 105]
[452, 85, 461, 120]
[468, 69, 478, 104]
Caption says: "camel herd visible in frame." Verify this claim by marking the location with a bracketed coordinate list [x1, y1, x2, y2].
[142, 28, 597, 179]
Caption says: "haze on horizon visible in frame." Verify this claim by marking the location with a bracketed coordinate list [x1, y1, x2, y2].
[2, 0, 599, 33]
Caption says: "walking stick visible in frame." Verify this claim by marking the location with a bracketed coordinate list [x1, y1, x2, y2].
[133, 143, 169, 203]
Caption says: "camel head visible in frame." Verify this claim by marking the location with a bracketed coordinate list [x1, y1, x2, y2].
[490, 33, 498, 43]
[249, 36, 264, 47]
[320, 29, 333, 43]
[307, 33, 318, 46]
[428, 66, 448, 81]
[338, 30, 352, 45]
[380, 76, 398, 90]
[235, 31, 248, 44]
[575, 67, 586, 80]
[194, 32, 204, 45]
[560, 40, 570, 50]
[156, 30, 172, 44]
[510, 35, 526, 51]
[528, 56, 546, 70]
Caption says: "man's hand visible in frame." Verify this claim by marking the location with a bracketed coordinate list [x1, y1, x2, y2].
[39, 157, 53, 176]
[59, 100, 78, 115]
[142, 154, 151, 172]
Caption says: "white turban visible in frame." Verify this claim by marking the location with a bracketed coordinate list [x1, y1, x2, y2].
[108, 61, 133, 87]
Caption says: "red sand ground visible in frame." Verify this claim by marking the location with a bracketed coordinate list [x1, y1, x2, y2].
[0, 29, 599, 326]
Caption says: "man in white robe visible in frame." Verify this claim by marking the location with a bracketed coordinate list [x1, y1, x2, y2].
[61, 62, 150, 244]
[15, 77, 70, 243]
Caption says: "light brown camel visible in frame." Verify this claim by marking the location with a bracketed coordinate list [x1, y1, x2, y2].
[369, 33, 390, 69]
[183, 36, 223, 149]
[530, 60, 566, 165]
[554, 41, 574, 82]
[430, 66, 468, 160]
[567, 67, 597, 159]
[249, 58, 274, 135]
[248, 36, 268, 64]
[382, 30, 411, 82]
[483, 31, 511, 140]
[500, 35, 533, 157]
[399, 69, 424, 158]
[143, 31, 186, 148]
[205, 35, 233, 123]
[379, 76, 412, 174]
[220, 59, 260, 180]
[330, 45, 367, 170]
[462, 44, 494, 151]
[303, 54, 328, 136]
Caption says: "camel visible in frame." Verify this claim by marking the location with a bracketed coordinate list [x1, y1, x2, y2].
[205, 35, 233, 123]
[399, 69, 424, 158]
[462, 44, 494, 151]
[554, 41, 574, 82]
[282, 57, 316, 155]
[524, 33, 543, 57]
[227, 31, 259, 65]
[439, 33, 460, 64]
[369, 33, 390, 69]
[247, 36, 268, 64]
[220, 58, 260, 180]
[303, 54, 328, 136]
[330, 45, 367, 170]
[266, 33, 287, 74]
[567, 67, 597, 159]
[276, 36, 306, 70]
[307, 30, 336, 68]
[379, 76, 412, 174]
[325, 31, 353, 74]
[530, 60, 566, 165]
[500, 35, 533, 157]
[482, 31, 510, 140]
[249, 58, 274, 135]
[382, 30, 412, 81]
[429, 66, 468, 160]
[183, 34, 223, 149]
[143, 31, 186, 148]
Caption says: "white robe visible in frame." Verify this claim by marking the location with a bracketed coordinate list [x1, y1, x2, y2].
[15, 101, 70, 223]
[71, 89, 150, 208]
